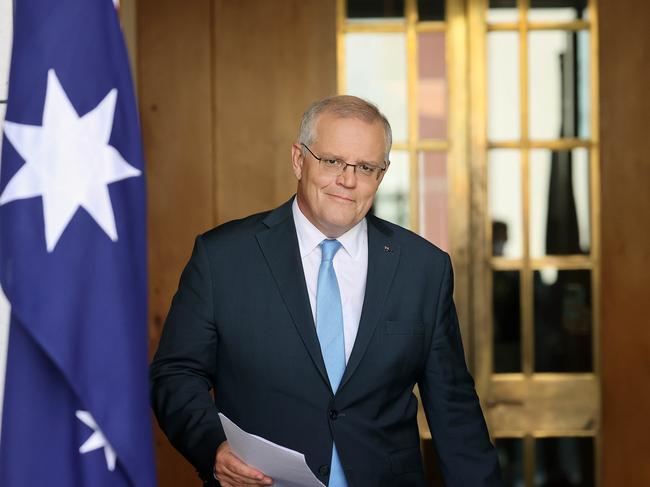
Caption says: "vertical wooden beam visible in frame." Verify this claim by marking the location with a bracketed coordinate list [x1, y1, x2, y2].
[138, 1, 216, 484]
[599, 0, 650, 485]
[213, 0, 336, 224]
[138, 1, 336, 485]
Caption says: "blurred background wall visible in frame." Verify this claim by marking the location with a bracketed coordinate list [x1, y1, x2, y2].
[136, 0, 336, 484]
[599, 0, 650, 485]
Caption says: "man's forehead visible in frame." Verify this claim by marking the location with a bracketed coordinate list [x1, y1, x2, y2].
[314, 114, 385, 144]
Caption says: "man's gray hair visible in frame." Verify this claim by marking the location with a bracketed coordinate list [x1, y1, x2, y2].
[298, 95, 393, 161]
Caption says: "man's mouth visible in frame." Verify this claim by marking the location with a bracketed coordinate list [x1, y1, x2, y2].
[326, 193, 355, 203]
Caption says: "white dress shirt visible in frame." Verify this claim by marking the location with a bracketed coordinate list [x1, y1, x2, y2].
[292, 198, 368, 364]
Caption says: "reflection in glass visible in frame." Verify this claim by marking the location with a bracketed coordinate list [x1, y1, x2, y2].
[529, 0, 589, 22]
[529, 30, 591, 139]
[535, 437, 594, 486]
[496, 438, 524, 487]
[530, 148, 590, 257]
[419, 152, 448, 250]
[345, 33, 408, 142]
[374, 151, 410, 228]
[417, 32, 447, 140]
[347, 0, 404, 19]
[418, 0, 445, 21]
[489, 150, 523, 258]
[493, 270, 521, 373]
[487, 0, 518, 24]
[576, 31, 591, 138]
[534, 269, 592, 372]
[488, 32, 520, 141]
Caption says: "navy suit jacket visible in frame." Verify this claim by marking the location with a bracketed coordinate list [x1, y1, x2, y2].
[150, 198, 503, 486]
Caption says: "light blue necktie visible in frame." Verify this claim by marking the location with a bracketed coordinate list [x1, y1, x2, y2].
[316, 239, 348, 487]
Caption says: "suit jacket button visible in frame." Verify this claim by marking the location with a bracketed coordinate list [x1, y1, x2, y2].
[328, 409, 338, 420]
[319, 465, 330, 476]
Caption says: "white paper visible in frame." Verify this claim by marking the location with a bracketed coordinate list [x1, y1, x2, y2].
[218, 413, 326, 487]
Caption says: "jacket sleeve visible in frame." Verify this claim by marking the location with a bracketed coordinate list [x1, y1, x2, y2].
[150, 235, 225, 484]
[418, 254, 504, 486]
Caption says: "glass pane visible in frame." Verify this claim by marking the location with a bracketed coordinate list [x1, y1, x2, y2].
[488, 0, 518, 23]
[374, 150, 410, 228]
[345, 33, 409, 143]
[418, 152, 448, 250]
[493, 270, 521, 372]
[529, 0, 589, 22]
[529, 31, 591, 140]
[417, 32, 447, 140]
[496, 438, 524, 487]
[488, 32, 520, 141]
[418, 0, 445, 21]
[535, 437, 595, 486]
[347, 0, 404, 19]
[576, 31, 591, 138]
[530, 148, 590, 257]
[489, 150, 523, 258]
[534, 269, 592, 372]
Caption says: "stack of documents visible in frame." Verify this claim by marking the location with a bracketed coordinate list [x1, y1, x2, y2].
[219, 413, 326, 487]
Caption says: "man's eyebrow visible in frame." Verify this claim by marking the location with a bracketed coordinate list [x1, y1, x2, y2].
[318, 152, 343, 160]
[321, 153, 382, 165]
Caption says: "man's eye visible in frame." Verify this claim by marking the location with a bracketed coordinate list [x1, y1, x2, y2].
[358, 164, 375, 174]
[323, 159, 339, 167]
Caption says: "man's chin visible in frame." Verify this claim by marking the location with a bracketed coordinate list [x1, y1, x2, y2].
[322, 215, 362, 236]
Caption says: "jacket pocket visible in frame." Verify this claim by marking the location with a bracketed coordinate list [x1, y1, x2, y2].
[385, 321, 425, 335]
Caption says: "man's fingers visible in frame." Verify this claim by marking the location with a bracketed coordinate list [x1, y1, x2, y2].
[217, 469, 273, 487]
[223, 460, 273, 485]
[216, 450, 273, 485]
[226, 455, 261, 476]
[215, 441, 273, 486]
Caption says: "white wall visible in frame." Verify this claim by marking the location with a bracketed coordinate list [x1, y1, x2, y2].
[0, 0, 11, 120]
[0, 0, 13, 443]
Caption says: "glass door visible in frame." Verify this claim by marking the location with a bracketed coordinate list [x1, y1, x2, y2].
[472, 0, 600, 485]
[337, 0, 600, 485]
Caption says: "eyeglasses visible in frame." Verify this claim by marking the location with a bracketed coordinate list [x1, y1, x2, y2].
[301, 143, 388, 181]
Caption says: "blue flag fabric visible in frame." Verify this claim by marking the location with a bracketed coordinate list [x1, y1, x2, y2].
[0, 1, 156, 486]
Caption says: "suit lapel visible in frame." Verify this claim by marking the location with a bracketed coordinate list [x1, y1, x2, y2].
[339, 216, 400, 392]
[256, 200, 331, 390]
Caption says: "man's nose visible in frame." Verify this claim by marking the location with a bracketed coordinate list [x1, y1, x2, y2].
[337, 164, 357, 187]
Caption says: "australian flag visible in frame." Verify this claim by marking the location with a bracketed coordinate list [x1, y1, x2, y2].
[0, 1, 156, 486]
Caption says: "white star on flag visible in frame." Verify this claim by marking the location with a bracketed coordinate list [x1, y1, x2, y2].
[0, 69, 141, 252]
[76, 410, 117, 472]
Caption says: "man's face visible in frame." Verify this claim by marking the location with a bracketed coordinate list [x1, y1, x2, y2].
[291, 113, 387, 238]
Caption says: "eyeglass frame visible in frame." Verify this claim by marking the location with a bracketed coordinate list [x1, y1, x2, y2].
[300, 143, 389, 181]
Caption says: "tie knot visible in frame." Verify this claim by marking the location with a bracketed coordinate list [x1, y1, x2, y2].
[320, 239, 342, 262]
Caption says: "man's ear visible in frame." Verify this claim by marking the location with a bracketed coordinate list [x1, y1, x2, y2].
[291, 143, 304, 180]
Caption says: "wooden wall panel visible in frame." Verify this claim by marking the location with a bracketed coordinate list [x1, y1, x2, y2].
[138, 1, 336, 485]
[213, 0, 337, 224]
[138, 1, 215, 485]
[599, 0, 650, 484]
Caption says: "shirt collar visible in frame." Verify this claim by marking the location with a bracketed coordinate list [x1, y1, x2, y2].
[292, 197, 367, 260]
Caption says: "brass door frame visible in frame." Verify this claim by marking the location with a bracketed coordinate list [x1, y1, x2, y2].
[337, 0, 601, 483]
[469, 0, 601, 484]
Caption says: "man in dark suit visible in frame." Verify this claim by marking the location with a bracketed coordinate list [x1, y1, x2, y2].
[150, 96, 502, 487]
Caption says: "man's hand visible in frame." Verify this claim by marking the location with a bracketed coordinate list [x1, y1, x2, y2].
[214, 441, 274, 486]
